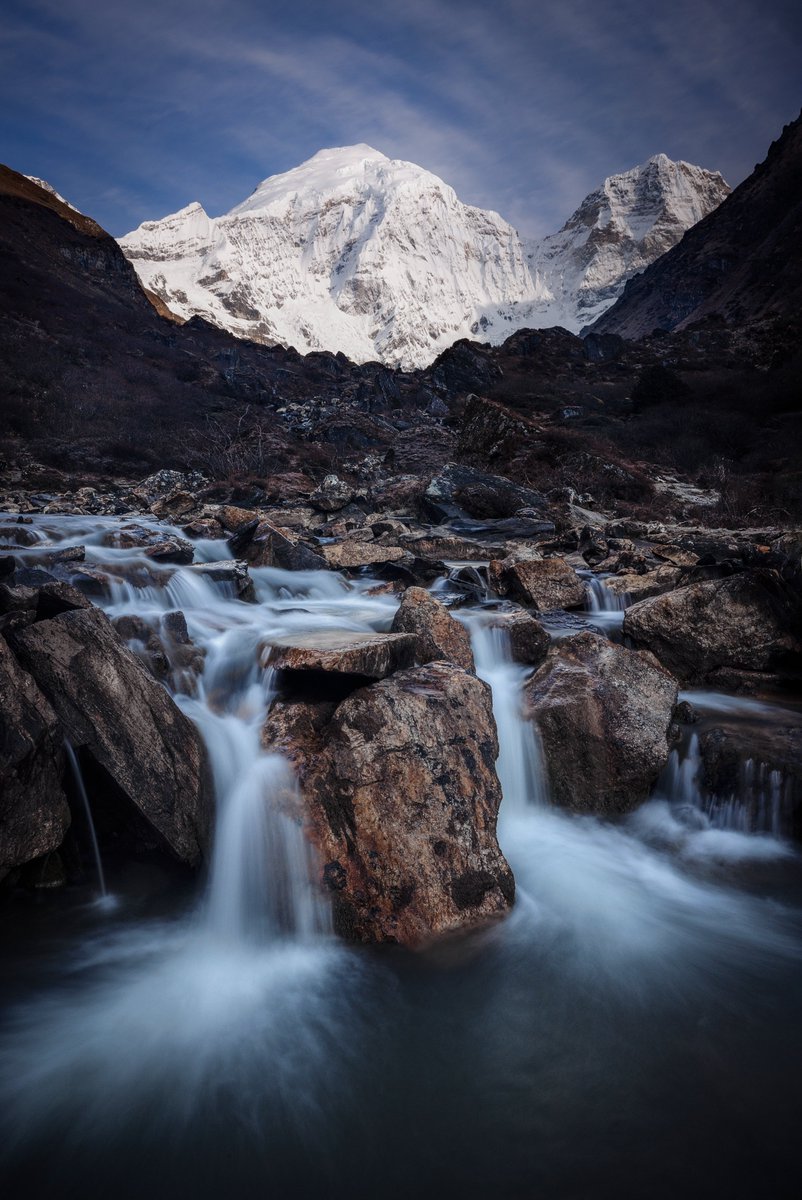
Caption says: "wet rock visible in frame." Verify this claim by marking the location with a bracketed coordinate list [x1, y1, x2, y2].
[142, 537, 195, 565]
[424, 463, 546, 522]
[0, 637, 70, 880]
[490, 555, 586, 612]
[0, 524, 42, 547]
[182, 518, 225, 540]
[486, 609, 550, 666]
[267, 630, 416, 682]
[149, 491, 197, 520]
[525, 631, 678, 814]
[230, 519, 326, 573]
[216, 505, 259, 532]
[390, 587, 474, 671]
[184, 560, 256, 602]
[320, 542, 412, 571]
[623, 571, 802, 684]
[310, 474, 354, 513]
[604, 565, 681, 601]
[400, 534, 506, 562]
[114, 610, 206, 694]
[10, 607, 213, 865]
[263, 662, 514, 946]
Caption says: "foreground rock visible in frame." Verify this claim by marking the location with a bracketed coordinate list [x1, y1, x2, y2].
[623, 571, 802, 684]
[10, 607, 213, 864]
[390, 587, 474, 671]
[490, 554, 586, 611]
[0, 637, 70, 879]
[264, 662, 514, 946]
[526, 631, 678, 814]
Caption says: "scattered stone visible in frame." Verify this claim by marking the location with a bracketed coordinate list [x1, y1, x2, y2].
[310, 474, 354, 512]
[391, 587, 475, 671]
[603, 565, 681, 601]
[320, 542, 412, 571]
[142, 537, 195, 565]
[424, 463, 546, 522]
[490, 555, 586, 611]
[525, 631, 678, 814]
[184, 560, 256, 602]
[486, 609, 550, 666]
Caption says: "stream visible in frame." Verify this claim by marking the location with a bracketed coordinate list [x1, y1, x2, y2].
[1, 514, 800, 1200]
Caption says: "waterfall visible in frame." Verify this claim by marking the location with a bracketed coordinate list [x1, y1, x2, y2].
[660, 727, 793, 838]
[64, 741, 108, 901]
[584, 574, 628, 614]
[467, 619, 549, 815]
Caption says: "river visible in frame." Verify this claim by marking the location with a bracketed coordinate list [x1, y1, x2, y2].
[1, 514, 800, 1199]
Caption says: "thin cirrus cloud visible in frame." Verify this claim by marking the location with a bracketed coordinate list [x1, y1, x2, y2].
[0, 0, 799, 237]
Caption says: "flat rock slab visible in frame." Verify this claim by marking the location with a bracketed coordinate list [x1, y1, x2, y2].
[321, 542, 412, 570]
[267, 630, 416, 679]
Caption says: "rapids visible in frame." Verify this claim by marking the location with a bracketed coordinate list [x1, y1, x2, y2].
[0, 513, 800, 1200]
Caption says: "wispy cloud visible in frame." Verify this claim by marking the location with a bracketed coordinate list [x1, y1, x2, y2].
[1, 0, 799, 236]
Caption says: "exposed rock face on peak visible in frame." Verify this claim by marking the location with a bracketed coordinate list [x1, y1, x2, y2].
[591, 111, 802, 338]
[119, 146, 727, 368]
[531, 154, 730, 331]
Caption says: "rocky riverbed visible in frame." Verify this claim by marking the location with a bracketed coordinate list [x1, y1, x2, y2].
[1, 469, 802, 1198]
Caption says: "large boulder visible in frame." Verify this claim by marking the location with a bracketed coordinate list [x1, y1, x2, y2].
[390, 587, 474, 671]
[424, 463, 546, 522]
[10, 607, 213, 865]
[0, 637, 70, 880]
[525, 631, 678, 814]
[263, 662, 514, 946]
[490, 554, 586, 611]
[623, 571, 802, 684]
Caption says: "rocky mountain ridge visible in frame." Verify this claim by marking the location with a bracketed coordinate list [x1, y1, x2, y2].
[119, 145, 728, 368]
[591, 110, 802, 338]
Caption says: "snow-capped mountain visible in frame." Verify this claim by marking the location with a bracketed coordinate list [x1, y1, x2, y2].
[119, 146, 729, 368]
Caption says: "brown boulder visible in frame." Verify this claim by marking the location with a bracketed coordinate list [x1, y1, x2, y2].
[604, 565, 681, 601]
[487, 609, 550, 666]
[10, 607, 213, 865]
[525, 631, 678, 814]
[623, 571, 802, 683]
[267, 630, 416, 681]
[321, 542, 412, 571]
[263, 662, 514, 946]
[0, 637, 70, 879]
[490, 555, 586, 611]
[390, 587, 474, 671]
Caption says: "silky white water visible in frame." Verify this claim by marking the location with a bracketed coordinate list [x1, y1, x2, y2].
[1, 513, 800, 1199]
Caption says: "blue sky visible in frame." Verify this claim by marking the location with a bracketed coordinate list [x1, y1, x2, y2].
[2, 0, 800, 237]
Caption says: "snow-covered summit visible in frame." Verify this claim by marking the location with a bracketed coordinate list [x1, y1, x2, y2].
[119, 147, 729, 368]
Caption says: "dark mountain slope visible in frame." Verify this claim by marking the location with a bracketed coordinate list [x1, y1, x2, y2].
[0, 166, 418, 478]
[590, 111, 802, 338]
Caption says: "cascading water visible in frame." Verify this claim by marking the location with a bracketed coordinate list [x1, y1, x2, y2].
[466, 618, 548, 815]
[64, 740, 108, 902]
[1, 512, 801, 1200]
[584, 574, 629, 614]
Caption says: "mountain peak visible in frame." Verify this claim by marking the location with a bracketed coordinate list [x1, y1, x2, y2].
[119, 146, 728, 367]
